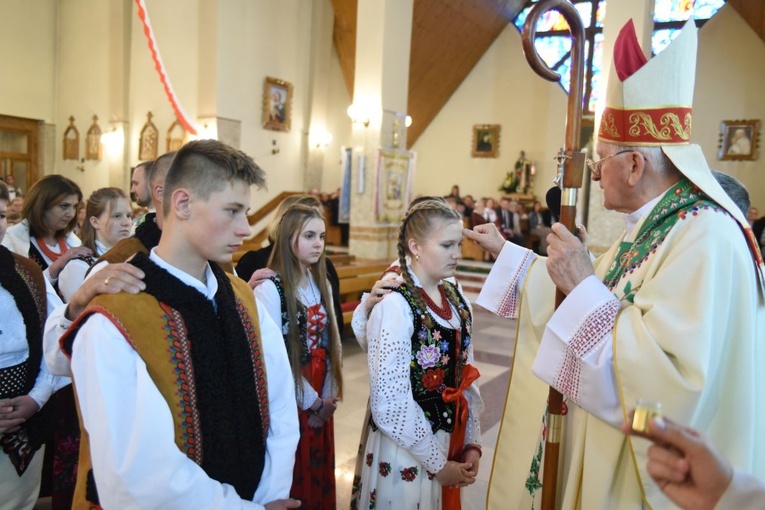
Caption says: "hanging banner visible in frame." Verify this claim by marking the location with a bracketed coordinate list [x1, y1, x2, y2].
[134, 0, 198, 135]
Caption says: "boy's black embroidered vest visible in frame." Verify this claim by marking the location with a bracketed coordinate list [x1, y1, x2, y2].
[379, 281, 472, 434]
[61, 253, 269, 507]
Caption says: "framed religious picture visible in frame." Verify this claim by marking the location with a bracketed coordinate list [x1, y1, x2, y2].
[718, 119, 760, 161]
[138, 111, 158, 161]
[85, 115, 102, 161]
[262, 76, 293, 132]
[472, 124, 500, 158]
[63, 116, 79, 161]
[375, 149, 415, 224]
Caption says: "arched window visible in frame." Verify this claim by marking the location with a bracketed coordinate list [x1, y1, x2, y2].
[513, 0, 726, 115]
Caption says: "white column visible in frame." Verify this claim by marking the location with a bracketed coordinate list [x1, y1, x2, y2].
[349, 0, 414, 260]
[588, 0, 655, 252]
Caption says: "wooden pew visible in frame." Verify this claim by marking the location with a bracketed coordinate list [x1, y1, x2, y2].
[323, 206, 343, 246]
[461, 217, 486, 261]
[336, 261, 391, 326]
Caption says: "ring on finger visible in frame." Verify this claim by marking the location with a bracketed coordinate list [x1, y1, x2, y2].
[104, 276, 112, 286]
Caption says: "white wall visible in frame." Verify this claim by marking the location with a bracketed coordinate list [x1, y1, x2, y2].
[322, 47, 353, 192]
[411, 4, 765, 231]
[411, 25, 567, 201]
[128, 0, 200, 173]
[56, 0, 113, 194]
[0, 0, 57, 123]
[1, 1, 762, 216]
[695, 4, 765, 211]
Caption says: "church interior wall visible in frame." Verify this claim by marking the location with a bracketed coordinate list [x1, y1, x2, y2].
[0, 0, 57, 123]
[411, 3, 764, 216]
[127, 0, 201, 196]
[213, 0, 315, 209]
[321, 47, 353, 194]
[694, 4, 765, 212]
[0, 1, 762, 221]
[410, 24, 567, 203]
[55, 0, 114, 194]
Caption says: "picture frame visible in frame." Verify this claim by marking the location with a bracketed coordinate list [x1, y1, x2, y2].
[262, 77, 293, 132]
[472, 124, 500, 158]
[718, 119, 760, 161]
[375, 149, 415, 224]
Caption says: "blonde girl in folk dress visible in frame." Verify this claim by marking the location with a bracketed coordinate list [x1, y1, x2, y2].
[352, 199, 483, 510]
[58, 187, 132, 302]
[254, 203, 343, 509]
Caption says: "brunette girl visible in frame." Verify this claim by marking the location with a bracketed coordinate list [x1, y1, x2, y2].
[254, 203, 342, 509]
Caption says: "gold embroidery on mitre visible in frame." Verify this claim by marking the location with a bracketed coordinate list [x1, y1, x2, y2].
[599, 113, 621, 138]
[682, 113, 692, 138]
[628, 112, 691, 141]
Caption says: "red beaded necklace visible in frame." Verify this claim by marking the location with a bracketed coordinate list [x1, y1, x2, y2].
[417, 285, 453, 320]
[35, 237, 68, 262]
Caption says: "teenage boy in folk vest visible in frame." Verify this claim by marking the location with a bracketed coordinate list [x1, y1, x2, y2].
[61, 140, 301, 509]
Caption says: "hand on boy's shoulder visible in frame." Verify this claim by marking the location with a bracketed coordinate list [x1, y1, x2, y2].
[65, 262, 146, 320]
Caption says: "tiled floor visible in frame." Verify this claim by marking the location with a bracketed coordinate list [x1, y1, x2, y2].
[335, 304, 518, 509]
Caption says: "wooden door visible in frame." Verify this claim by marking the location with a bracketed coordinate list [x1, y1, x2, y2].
[0, 114, 41, 194]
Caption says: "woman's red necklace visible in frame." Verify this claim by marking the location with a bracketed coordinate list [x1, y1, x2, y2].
[418, 285, 453, 320]
[35, 237, 68, 262]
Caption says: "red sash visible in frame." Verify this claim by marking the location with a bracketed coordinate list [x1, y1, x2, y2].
[440, 363, 480, 509]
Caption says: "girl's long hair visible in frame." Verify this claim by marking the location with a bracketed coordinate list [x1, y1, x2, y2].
[268, 203, 343, 401]
[397, 198, 468, 327]
[23, 175, 82, 238]
[79, 187, 127, 253]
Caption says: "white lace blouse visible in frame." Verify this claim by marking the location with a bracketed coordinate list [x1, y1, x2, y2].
[366, 273, 483, 474]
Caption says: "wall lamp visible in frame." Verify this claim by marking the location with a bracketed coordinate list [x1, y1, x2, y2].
[309, 129, 334, 148]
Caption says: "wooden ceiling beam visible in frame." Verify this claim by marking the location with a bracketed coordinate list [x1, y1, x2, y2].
[331, 0, 528, 147]
[728, 0, 765, 45]
[331, 2, 758, 150]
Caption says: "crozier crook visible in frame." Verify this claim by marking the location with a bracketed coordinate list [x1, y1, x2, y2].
[520, 1, 587, 509]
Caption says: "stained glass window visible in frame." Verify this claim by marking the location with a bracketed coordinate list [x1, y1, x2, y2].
[652, 0, 725, 54]
[512, 0, 604, 114]
[512, 0, 726, 114]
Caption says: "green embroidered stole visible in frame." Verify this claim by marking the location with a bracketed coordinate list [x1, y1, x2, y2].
[602, 178, 718, 299]
[522, 179, 719, 502]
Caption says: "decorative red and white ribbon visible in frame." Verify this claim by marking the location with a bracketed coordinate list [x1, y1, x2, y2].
[134, 0, 198, 135]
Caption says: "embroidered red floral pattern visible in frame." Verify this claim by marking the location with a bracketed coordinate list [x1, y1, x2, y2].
[422, 368, 445, 392]
[400, 466, 419, 482]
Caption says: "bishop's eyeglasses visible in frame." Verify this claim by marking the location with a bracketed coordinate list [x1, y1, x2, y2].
[586, 149, 633, 175]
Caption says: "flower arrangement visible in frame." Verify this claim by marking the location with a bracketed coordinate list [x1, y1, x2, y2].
[499, 171, 519, 194]
[500, 150, 536, 194]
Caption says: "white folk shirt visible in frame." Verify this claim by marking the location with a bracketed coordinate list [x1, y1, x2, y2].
[1, 220, 82, 286]
[255, 276, 340, 411]
[366, 271, 482, 474]
[69, 249, 299, 509]
[58, 240, 108, 303]
[0, 278, 70, 408]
